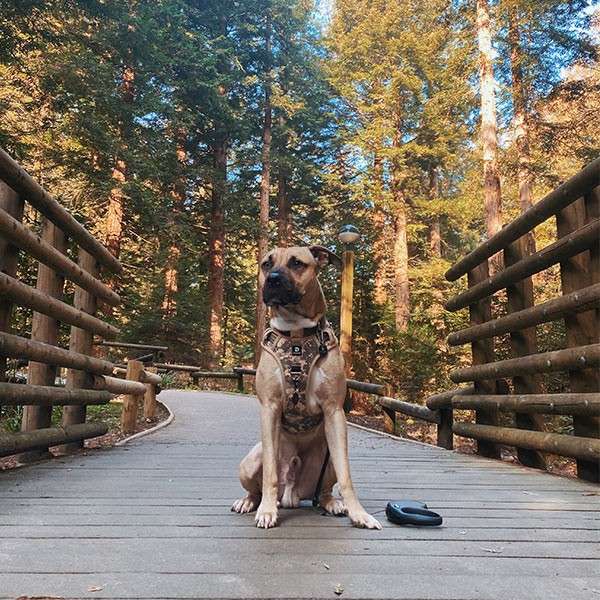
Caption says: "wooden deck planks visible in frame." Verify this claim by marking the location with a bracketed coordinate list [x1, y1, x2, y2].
[0, 390, 598, 600]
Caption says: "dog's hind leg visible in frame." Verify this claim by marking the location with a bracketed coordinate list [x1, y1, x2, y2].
[232, 443, 262, 514]
[318, 460, 346, 516]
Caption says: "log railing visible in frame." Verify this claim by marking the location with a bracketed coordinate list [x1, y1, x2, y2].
[0, 148, 161, 459]
[431, 157, 600, 482]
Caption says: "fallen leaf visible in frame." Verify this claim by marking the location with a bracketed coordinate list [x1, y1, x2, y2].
[583, 492, 599, 496]
[334, 583, 344, 596]
[87, 586, 104, 592]
[323, 562, 330, 570]
[482, 547, 504, 554]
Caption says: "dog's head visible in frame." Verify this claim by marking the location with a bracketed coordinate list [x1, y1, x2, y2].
[260, 245, 341, 308]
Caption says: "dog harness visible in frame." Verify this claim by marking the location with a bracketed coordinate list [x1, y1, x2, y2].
[261, 319, 338, 434]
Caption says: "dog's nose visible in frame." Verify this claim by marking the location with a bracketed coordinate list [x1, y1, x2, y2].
[267, 271, 282, 286]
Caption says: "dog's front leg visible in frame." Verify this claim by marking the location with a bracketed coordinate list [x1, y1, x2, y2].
[255, 401, 281, 528]
[324, 407, 382, 529]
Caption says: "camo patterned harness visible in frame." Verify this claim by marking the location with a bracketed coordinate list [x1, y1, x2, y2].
[261, 319, 338, 434]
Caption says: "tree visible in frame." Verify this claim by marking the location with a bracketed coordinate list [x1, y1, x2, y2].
[476, 0, 503, 269]
[254, 12, 273, 365]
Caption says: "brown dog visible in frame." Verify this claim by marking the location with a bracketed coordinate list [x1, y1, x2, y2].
[231, 246, 382, 529]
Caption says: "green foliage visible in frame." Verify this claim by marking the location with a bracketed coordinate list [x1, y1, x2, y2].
[0, 0, 596, 402]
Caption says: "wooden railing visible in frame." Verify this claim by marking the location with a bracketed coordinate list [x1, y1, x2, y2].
[430, 158, 600, 482]
[0, 148, 161, 459]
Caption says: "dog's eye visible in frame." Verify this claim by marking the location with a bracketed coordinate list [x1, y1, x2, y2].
[289, 258, 306, 270]
[262, 258, 273, 271]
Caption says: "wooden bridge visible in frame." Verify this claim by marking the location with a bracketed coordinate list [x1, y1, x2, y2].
[0, 147, 599, 599]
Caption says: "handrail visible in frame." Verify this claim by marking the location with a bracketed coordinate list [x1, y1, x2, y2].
[0, 147, 122, 273]
[98, 341, 169, 351]
[0, 149, 161, 461]
[439, 158, 600, 482]
[445, 156, 600, 281]
[445, 218, 599, 310]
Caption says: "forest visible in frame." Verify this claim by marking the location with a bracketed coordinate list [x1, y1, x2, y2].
[0, 0, 598, 402]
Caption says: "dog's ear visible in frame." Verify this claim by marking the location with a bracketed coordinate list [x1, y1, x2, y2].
[310, 245, 342, 269]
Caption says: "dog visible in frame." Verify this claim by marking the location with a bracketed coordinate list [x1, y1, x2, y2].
[231, 245, 382, 530]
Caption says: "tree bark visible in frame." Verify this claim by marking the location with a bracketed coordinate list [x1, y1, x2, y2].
[207, 140, 226, 369]
[254, 14, 273, 365]
[372, 151, 388, 306]
[508, 7, 535, 254]
[106, 61, 135, 261]
[476, 0, 502, 270]
[391, 132, 409, 331]
[393, 199, 409, 331]
[277, 168, 291, 246]
[106, 159, 126, 260]
[162, 140, 186, 322]
[428, 167, 442, 258]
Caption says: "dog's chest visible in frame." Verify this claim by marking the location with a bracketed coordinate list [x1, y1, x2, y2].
[262, 325, 337, 434]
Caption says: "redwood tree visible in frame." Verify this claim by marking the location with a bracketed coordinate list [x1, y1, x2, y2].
[476, 0, 503, 270]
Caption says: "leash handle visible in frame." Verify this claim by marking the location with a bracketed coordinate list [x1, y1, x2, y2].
[312, 446, 330, 507]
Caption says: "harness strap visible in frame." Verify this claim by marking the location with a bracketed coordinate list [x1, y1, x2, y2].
[261, 318, 338, 434]
[312, 447, 330, 507]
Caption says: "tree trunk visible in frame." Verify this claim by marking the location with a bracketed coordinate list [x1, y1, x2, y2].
[106, 159, 126, 260]
[508, 7, 536, 254]
[393, 202, 409, 331]
[254, 14, 273, 366]
[277, 169, 291, 246]
[276, 102, 291, 245]
[162, 140, 186, 322]
[476, 0, 502, 270]
[206, 140, 226, 369]
[106, 62, 135, 261]
[428, 167, 442, 258]
[372, 151, 388, 306]
[391, 134, 409, 331]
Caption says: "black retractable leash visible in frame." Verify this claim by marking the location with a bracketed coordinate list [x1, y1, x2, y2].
[386, 500, 442, 526]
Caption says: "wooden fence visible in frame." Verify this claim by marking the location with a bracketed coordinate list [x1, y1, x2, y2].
[0, 147, 161, 460]
[432, 158, 600, 482]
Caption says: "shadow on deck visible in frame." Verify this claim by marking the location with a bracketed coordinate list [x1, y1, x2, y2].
[0, 390, 598, 600]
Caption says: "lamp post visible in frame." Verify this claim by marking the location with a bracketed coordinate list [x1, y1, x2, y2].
[338, 225, 360, 377]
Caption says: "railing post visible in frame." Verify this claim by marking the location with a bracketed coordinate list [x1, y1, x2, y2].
[504, 236, 546, 469]
[437, 407, 453, 449]
[20, 218, 66, 461]
[556, 194, 599, 482]
[143, 366, 158, 421]
[468, 260, 500, 459]
[0, 181, 24, 382]
[60, 249, 99, 454]
[122, 359, 144, 435]
[237, 372, 244, 393]
[382, 383, 395, 434]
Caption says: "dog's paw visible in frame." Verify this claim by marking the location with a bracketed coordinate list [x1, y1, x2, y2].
[231, 494, 260, 514]
[348, 509, 382, 530]
[320, 496, 347, 516]
[255, 504, 279, 529]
